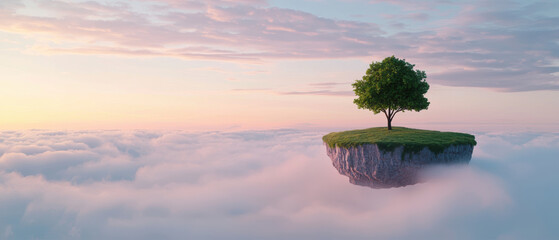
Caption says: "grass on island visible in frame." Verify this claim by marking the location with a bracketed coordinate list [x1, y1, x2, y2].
[323, 127, 476, 155]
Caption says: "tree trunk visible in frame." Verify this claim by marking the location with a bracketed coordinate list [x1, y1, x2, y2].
[387, 117, 392, 130]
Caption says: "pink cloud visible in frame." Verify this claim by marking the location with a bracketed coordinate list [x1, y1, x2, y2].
[0, 0, 557, 91]
[1, 129, 558, 239]
[0, 0, 381, 60]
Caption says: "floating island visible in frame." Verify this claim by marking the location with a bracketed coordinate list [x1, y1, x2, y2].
[323, 127, 477, 188]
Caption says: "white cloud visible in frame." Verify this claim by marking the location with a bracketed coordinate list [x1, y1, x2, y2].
[0, 129, 558, 239]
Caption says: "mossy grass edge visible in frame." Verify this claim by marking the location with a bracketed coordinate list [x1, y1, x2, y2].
[323, 127, 476, 156]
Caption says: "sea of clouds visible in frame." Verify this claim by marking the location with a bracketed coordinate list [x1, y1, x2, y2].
[0, 129, 558, 239]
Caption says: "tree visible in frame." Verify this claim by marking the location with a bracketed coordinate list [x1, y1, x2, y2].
[352, 56, 430, 130]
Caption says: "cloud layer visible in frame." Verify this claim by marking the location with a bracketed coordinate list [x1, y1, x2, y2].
[0, 129, 558, 239]
[1, 0, 557, 91]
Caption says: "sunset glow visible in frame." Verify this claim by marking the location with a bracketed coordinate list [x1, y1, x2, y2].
[1, 0, 557, 131]
[1, 1, 559, 239]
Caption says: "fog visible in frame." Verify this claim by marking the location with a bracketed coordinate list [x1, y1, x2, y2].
[0, 129, 557, 239]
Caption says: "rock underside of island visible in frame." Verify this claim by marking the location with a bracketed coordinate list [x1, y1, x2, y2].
[326, 144, 474, 188]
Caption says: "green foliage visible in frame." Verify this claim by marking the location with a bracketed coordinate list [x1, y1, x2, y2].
[353, 56, 430, 129]
[322, 127, 476, 157]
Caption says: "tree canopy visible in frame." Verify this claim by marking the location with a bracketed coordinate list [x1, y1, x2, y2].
[352, 56, 430, 130]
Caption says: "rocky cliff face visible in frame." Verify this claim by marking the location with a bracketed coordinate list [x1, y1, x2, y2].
[326, 144, 474, 188]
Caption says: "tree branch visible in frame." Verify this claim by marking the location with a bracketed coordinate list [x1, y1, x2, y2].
[390, 107, 404, 120]
[389, 110, 395, 120]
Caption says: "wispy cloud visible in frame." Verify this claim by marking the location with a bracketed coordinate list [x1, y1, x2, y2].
[308, 82, 351, 88]
[0, 0, 382, 60]
[1, 0, 557, 91]
[231, 84, 354, 96]
[278, 90, 354, 96]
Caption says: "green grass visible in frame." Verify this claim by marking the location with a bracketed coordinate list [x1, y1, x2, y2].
[323, 127, 476, 156]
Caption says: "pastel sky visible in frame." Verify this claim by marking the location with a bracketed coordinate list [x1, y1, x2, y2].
[1, 0, 558, 131]
[2, 1, 559, 239]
